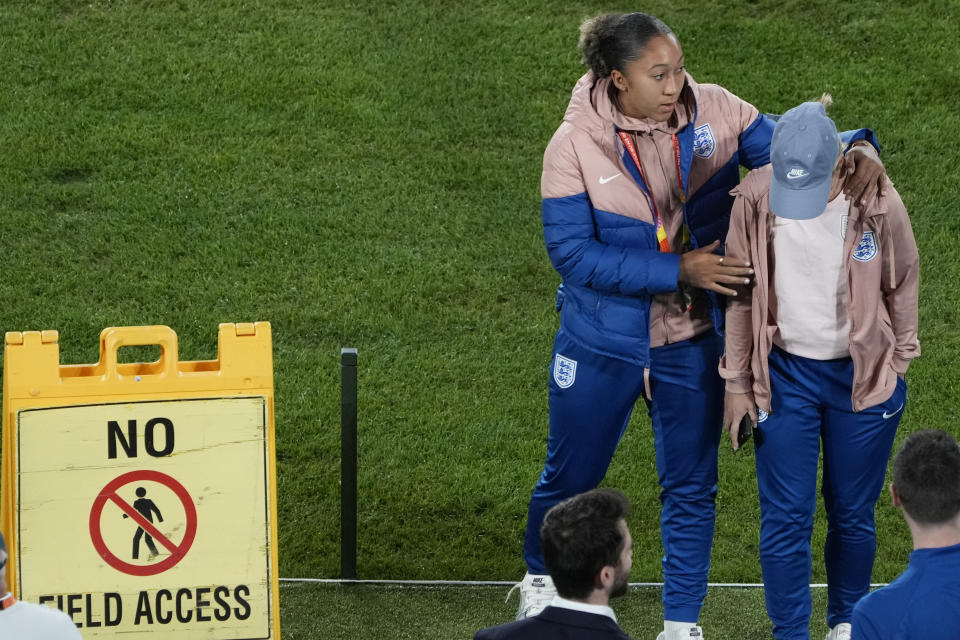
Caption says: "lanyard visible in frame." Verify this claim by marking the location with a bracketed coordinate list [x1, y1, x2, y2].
[618, 129, 694, 312]
[617, 130, 687, 253]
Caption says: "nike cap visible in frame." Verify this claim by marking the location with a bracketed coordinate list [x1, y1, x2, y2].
[769, 101, 840, 220]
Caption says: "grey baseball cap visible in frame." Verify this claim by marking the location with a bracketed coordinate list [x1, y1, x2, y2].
[769, 101, 840, 220]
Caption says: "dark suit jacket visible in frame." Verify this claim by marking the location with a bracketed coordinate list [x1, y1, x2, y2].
[474, 605, 633, 640]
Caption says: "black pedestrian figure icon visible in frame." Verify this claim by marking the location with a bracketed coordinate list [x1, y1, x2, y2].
[123, 486, 163, 560]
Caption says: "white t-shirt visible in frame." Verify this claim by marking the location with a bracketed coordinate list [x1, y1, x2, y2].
[0, 597, 82, 639]
[772, 193, 852, 360]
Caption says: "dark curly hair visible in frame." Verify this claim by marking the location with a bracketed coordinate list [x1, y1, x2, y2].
[540, 488, 630, 599]
[894, 430, 960, 525]
[578, 12, 675, 78]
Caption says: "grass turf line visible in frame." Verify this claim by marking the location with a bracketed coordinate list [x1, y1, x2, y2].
[280, 582, 840, 640]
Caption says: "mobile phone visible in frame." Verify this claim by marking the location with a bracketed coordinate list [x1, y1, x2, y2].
[737, 414, 754, 447]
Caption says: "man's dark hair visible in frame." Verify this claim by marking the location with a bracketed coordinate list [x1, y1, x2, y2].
[893, 430, 960, 525]
[540, 488, 629, 599]
[0, 531, 5, 553]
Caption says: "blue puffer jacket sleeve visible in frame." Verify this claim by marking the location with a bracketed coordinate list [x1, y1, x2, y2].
[744, 111, 880, 162]
[542, 193, 681, 297]
[540, 129, 680, 298]
[737, 114, 775, 169]
[841, 128, 880, 152]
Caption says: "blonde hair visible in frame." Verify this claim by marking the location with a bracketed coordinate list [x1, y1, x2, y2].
[816, 93, 845, 163]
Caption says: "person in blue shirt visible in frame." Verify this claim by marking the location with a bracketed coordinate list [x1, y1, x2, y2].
[851, 430, 960, 639]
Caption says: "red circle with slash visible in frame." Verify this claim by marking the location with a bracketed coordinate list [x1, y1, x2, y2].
[89, 469, 197, 576]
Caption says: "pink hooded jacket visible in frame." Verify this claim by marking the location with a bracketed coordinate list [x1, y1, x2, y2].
[719, 165, 920, 412]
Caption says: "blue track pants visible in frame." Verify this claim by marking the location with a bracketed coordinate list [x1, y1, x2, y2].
[523, 329, 723, 622]
[756, 347, 905, 639]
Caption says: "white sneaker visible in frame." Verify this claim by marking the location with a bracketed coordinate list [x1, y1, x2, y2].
[505, 573, 556, 620]
[825, 623, 851, 640]
[656, 625, 705, 640]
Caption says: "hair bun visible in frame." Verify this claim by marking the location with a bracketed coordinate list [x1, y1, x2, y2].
[578, 14, 621, 77]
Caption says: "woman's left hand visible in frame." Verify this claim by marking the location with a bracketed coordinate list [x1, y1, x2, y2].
[842, 143, 887, 206]
[723, 390, 757, 452]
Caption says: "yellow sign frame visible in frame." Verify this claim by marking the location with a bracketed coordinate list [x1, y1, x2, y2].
[1, 323, 280, 639]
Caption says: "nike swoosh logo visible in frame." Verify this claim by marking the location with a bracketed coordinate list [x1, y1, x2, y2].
[883, 403, 904, 419]
[599, 173, 622, 184]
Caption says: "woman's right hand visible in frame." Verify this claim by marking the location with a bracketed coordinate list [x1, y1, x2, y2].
[679, 240, 754, 296]
[723, 390, 757, 451]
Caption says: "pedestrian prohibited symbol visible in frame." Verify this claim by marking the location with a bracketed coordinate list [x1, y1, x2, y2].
[89, 469, 198, 577]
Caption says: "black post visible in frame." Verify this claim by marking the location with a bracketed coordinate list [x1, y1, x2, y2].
[340, 348, 358, 579]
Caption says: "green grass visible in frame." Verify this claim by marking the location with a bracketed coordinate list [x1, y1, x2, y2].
[0, 0, 958, 637]
[279, 582, 840, 640]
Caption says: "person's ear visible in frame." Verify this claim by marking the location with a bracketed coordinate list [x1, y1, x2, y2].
[597, 565, 615, 591]
[610, 69, 627, 93]
[890, 483, 901, 507]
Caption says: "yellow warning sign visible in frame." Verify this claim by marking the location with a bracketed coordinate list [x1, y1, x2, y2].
[1, 324, 280, 639]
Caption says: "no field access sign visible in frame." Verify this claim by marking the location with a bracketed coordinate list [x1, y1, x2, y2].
[1, 324, 280, 639]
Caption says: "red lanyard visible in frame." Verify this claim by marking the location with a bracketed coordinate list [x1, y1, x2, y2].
[617, 130, 686, 252]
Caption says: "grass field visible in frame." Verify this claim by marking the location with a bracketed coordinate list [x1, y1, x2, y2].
[279, 582, 837, 640]
[1, 0, 959, 637]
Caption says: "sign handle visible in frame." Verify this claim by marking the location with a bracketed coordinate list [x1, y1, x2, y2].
[340, 348, 358, 580]
[100, 326, 179, 380]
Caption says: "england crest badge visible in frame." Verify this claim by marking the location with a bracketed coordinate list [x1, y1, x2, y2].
[553, 354, 577, 389]
[693, 123, 716, 159]
[853, 231, 878, 262]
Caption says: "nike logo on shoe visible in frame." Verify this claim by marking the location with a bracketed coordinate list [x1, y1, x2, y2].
[599, 173, 621, 184]
[883, 404, 904, 419]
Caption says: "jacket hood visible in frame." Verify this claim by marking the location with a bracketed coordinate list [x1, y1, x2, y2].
[562, 71, 697, 135]
[845, 175, 893, 219]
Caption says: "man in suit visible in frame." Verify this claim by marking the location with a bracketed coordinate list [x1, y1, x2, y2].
[476, 488, 635, 639]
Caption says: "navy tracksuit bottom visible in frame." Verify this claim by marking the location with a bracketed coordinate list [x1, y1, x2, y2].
[524, 328, 723, 623]
[756, 347, 905, 639]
